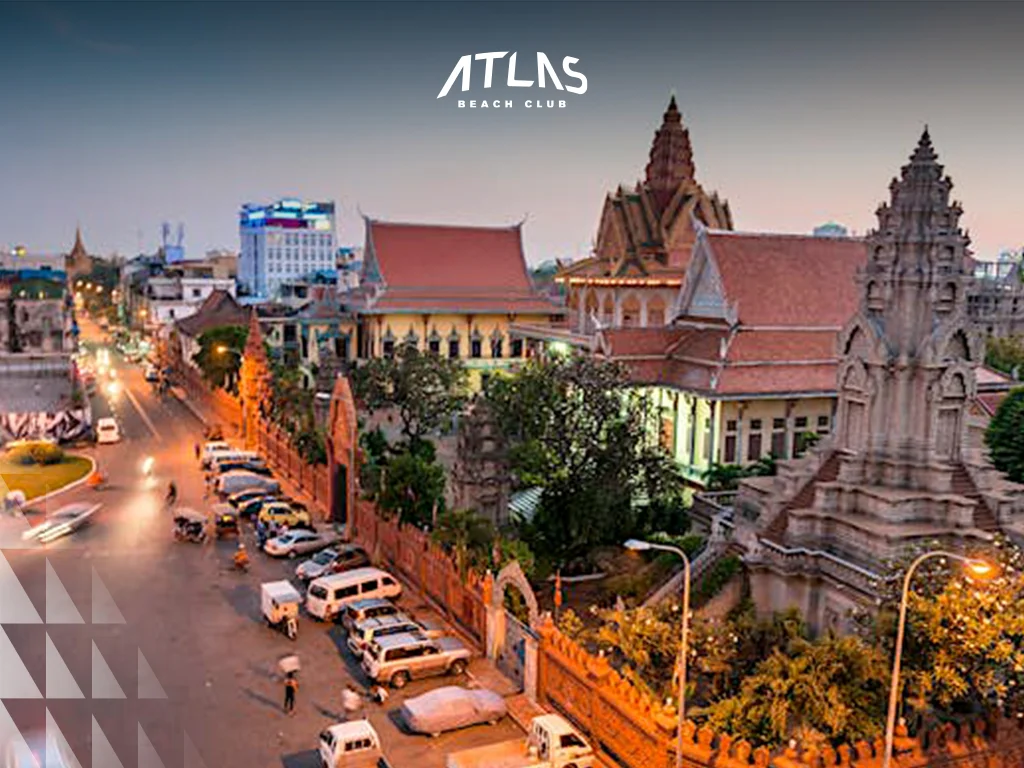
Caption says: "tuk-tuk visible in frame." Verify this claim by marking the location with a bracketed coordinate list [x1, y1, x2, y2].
[173, 509, 207, 543]
[261, 581, 301, 640]
[213, 504, 240, 539]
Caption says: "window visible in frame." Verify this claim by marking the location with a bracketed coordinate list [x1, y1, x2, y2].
[817, 415, 831, 429]
[359, 579, 379, 593]
[511, 338, 523, 358]
[490, 336, 503, 358]
[382, 339, 395, 358]
[750, 419, 762, 431]
[772, 418, 785, 430]
[748, 433, 763, 459]
[724, 434, 737, 463]
[333, 585, 358, 600]
[726, 420, 737, 432]
[448, 338, 460, 359]
[428, 337, 441, 355]
[470, 337, 482, 358]
[771, 430, 786, 458]
[795, 416, 808, 429]
[382, 577, 396, 587]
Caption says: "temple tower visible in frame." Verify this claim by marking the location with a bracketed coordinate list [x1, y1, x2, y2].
[645, 96, 696, 215]
[736, 131, 1024, 633]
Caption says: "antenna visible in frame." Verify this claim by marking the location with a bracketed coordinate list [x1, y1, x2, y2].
[161, 222, 170, 249]
[176, 223, 185, 248]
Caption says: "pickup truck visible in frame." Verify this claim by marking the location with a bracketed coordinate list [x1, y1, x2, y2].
[445, 714, 595, 768]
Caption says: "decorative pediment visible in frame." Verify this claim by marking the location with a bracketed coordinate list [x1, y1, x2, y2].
[674, 234, 731, 323]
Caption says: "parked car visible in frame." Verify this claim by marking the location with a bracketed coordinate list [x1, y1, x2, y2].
[227, 489, 278, 510]
[318, 720, 389, 768]
[21, 502, 101, 544]
[216, 471, 279, 497]
[95, 417, 121, 444]
[212, 458, 272, 477]
[143, 365, 159, 382]
[264, 529, 339, 558]
[256, 501, 312, 529]
[401, 686, 507, 737]
[346, 615, 421, 659]
[445, 714, 595, 768]
[306, 569, 402, 621]
[295, 545, 371, 581]
[339, 598, 402, 633]
[361, 633, 471, 689]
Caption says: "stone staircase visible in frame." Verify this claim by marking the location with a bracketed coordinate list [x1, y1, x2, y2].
[951, 464, 1000, 531]
[762, 452, 841, 544]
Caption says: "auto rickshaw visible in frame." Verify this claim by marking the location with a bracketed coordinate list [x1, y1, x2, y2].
[213, 504, 240, 539]
[172, 509, 208, 543]
[261, 581, 301, 640]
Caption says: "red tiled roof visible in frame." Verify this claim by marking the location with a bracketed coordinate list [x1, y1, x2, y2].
[363, 220, 560, 315]
[715, 364, 838, 395]
[175, 290, 248, 338]
[726, 330, 836, 362]
[976, 366, 1013, 389]
[601, 328, 687, 357]
[706, 231, 866, 326]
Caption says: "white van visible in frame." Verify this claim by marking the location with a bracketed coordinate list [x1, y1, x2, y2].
[216, 471, 280, 496]
[201, 441, 231, 466]
[204, 448, 260, 470]
[306, 568, 402, 621]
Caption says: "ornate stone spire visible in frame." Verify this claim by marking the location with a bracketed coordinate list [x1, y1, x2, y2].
[69, 226, 87, 259]
[239, 310, 272, 419]
[645, 96, 696, 214]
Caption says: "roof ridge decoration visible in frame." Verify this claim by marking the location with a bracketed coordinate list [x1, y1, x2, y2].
[645, 96, 696, 215]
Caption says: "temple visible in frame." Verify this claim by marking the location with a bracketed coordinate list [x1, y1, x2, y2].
[65, 226, 93, 279]
[735, 130, 1024, 632]
[554, 97, 733, 336]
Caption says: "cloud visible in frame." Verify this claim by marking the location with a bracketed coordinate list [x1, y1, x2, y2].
[36, 3, 136, 56]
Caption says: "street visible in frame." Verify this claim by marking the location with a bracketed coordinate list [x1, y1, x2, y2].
[1, 319, 521, 767]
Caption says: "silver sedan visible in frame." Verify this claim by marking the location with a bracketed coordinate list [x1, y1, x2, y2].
[264, 529, 339, 558]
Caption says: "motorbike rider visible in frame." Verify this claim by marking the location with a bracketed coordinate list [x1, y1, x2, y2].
[233, 542, 250, 570]
[166, 481, 178, 506]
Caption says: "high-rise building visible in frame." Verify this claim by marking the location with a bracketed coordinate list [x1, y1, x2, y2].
[239, 199, 336, 297]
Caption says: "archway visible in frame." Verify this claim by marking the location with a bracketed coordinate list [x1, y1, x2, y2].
[488, 561, 539, 694]
[327, 376, 358, 528]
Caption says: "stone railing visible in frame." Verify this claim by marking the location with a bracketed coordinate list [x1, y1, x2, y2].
[535, 618, 1024, 768]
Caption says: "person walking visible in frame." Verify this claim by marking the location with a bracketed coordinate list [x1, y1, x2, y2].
[341, 684, 362, 721]
[194, 442, 201, 462]
[369, 684, 389, 706]
[283, 673, 298, 715]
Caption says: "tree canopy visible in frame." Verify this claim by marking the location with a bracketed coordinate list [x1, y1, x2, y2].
[485, 355, 686, 563]
[350, 345, 469, 443]
[193, 325, 247, 391]
[984, 387, 1024, 482]
[985, 335, 1024, 378]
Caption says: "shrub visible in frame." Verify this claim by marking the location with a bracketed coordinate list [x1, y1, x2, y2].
[6, 445, 36, 465]
[30, 443, 64, 465]
[694, 555, 742, 605]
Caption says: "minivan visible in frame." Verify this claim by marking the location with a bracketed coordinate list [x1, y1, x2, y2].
[216, 470, 280, 496]
[306, 568, 402, 621]
[204, 449, 260, 470]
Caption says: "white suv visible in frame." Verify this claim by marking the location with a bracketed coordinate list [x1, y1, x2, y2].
[96, 418, 120, 444]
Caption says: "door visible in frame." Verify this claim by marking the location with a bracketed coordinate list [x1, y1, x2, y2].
[332, 463, 348, 526]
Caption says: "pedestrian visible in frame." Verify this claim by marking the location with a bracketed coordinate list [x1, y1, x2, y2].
[194, 442, 201, 461]
[369, 684, 388, 706]
[341, 684, 362, 721]
[283, 672, 298, 715]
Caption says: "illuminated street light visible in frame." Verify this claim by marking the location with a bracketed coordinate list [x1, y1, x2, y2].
[216, 345, 242, 359]
[882, 551, 997, 767]
[624, 538, 691, 768]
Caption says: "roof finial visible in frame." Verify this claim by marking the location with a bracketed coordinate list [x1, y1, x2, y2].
[645, 95, 695, 213]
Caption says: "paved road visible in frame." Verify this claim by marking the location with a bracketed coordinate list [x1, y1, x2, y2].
[1, 320, 521, 768]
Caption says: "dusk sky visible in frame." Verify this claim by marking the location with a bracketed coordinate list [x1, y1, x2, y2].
[1, 1, 1022, 263]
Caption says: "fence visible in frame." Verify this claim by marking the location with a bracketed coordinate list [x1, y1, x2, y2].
[177, 364, 242, 432]
[349, 499, 488, 649]
[536, 619, 1024, 768]
[251, 420, 331, 520]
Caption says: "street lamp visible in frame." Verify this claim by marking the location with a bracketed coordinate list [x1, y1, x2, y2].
[216, 345, 242, 359]
[882, 550, 996, 768]
[624, 538, 691, 768]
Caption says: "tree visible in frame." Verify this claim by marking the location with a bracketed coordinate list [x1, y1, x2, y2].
[485, 355, 675, 562]
[984, 387, 1024, 482]
[863, 537, 1024, 725]
[985, 335, 1024, 378]
[378, 449, 446, 528]
[431, 508, 495, 577]
[192, 325, 247, 390]
[351, 345, 469, 442]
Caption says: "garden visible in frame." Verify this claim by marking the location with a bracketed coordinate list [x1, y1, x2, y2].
[0, 441, 92, 500]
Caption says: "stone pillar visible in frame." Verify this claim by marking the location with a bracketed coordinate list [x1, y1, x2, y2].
[523, 633, 539, 703]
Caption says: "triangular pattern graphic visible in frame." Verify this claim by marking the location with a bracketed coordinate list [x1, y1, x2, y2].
[46, 708, 83, 768]
[91, 568, 126, 624]
[137, 649, 167, 699]
[0, 552, 43, 623]
[0, 626, 42, 698]
[46, 560, 85, 624]
[45, 633, 84, 698]
[91, 641, 126, 699]
[183, 732, 208, 768]
[138, 723, 166, 768]
[92, 716, 126, 768]
[0, 701, 32, 763]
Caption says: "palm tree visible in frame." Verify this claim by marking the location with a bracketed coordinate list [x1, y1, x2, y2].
[431, 508, 494, 577]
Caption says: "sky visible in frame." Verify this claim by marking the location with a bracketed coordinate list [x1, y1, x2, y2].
[1, 1, 1022, 264]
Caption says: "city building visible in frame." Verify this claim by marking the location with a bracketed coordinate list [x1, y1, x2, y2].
[139, 262, 236, 330]
[544, 97, 733, 343]
[0, 274, 75, 354]
[812, 222, 849, 238]
[239, 199, 336, 298]
[0, 247, 66, 274]
[348, 218, 564, 388]
[601, 229, 867, 485]
[169, 289, 249, 370]
[733, 130, 1024, 633]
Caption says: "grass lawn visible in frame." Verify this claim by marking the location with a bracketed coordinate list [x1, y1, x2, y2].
[0, 455, 93, 500]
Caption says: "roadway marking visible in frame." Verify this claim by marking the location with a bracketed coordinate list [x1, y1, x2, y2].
[123, 383, 162, 443]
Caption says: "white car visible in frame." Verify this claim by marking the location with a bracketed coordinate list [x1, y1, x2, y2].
[264, 529, 337, 559]
[22, 503, 100, 544]
[95, 418, 120, 444]
[318, 720, 384, 768]
[143, 365, 159, 382]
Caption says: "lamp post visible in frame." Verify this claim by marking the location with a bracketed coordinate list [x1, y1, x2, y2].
[624, 538, 691, 768]
[882, 550, 995, 768]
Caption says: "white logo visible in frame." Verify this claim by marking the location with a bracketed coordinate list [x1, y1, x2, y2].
[437, 52, 587, 107]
